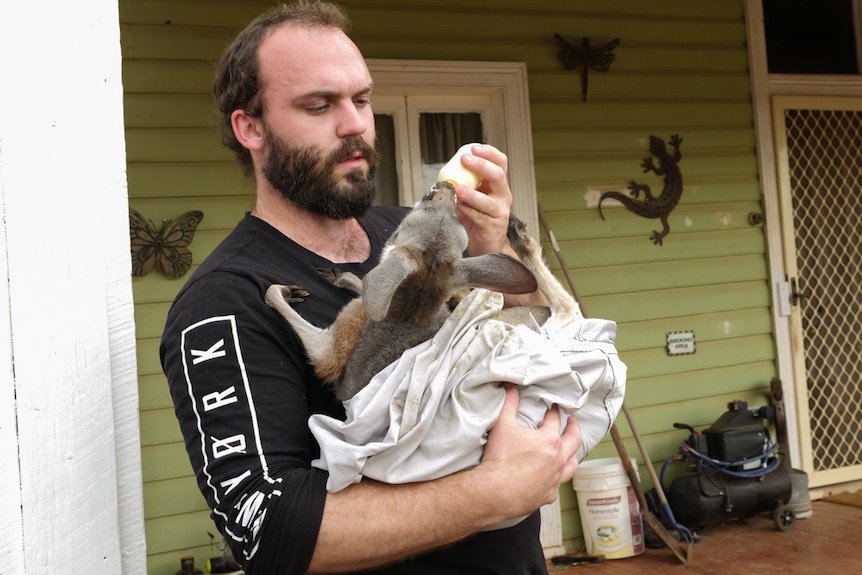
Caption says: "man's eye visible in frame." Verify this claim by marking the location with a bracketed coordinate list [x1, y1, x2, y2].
[307, 104, 330, 113]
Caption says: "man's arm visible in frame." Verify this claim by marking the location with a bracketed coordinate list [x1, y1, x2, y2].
[452, 144, 549, 308]
[308, 384, 582, 573]
[308, 147, 578, 571]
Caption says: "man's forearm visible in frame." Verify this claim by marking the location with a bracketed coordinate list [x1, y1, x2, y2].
[307, 470, 506, 573]
[307, 379, 582, 573]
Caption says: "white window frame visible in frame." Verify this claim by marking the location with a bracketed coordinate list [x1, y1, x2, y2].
[366, 59, 540, 238]
[366, 60, 566, 555]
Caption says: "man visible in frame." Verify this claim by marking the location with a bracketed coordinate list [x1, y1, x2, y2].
[160, 2, 582, 573]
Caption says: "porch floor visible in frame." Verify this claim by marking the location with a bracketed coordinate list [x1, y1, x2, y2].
[549, 500, 860, 575]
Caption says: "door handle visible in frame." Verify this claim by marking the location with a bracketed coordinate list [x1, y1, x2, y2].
[790, 277, 811, 307]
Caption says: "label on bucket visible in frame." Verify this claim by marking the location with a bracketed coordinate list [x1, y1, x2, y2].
[579, 484, 644, 559]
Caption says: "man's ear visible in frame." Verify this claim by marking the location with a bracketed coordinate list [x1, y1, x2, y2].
[231, 109, 265, 151]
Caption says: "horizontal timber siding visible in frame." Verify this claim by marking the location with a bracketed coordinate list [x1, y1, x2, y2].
[121, 0, 771, 570]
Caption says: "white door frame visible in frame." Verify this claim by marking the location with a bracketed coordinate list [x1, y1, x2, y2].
[745, 0, 862, 475]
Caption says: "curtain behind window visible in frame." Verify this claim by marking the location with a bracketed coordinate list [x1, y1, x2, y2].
[419, 113, 484, 164]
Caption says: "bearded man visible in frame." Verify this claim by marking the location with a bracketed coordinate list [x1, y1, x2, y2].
[160, 2, 582, 574]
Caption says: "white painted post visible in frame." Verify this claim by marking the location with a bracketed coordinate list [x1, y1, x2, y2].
[0, 0, 146, 573]
[0, 148, 25, 575]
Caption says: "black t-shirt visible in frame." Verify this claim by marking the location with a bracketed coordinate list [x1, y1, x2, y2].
[160, 210, 547, 575]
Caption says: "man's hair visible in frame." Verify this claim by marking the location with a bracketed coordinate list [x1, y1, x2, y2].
[213, 1, 351, 176]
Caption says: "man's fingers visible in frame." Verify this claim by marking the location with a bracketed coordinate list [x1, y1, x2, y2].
[464, 144, 508, 184]
[498, 382, 520, 422]
[563, 415, 582, 449]
[560, 416, 583, 481]
[539, 402, 563, 431]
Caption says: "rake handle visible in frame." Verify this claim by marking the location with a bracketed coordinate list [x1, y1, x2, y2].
[536, 203, 691, 562]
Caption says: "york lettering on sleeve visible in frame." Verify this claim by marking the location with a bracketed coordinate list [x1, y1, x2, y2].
[211, 434, 247, 458]
[192, 338, 227, 365]
[221, 469, 252, 494]
[203, 386, 239, 411]
[234, 491, 268, 542]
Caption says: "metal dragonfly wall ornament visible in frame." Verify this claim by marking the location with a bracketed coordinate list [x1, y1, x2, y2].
[553, 34, 620, 102]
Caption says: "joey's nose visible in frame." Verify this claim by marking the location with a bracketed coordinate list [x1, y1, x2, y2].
[425, 180, 457, 203]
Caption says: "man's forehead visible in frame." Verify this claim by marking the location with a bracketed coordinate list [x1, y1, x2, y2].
[258, 25, 371, 94]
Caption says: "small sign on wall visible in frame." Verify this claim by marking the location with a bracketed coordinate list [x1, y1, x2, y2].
[667, 331, 696, 356]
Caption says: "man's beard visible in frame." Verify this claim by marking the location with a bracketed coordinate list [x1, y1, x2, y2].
[262, 130, 378, 220]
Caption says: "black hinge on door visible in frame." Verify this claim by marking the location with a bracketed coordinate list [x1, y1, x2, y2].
[790, 277, 811, 307]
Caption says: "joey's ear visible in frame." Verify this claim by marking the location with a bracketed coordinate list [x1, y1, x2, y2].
[363, 248, 419, 322]
[231, 109, 265, 152]
[455, 253, 538, 294]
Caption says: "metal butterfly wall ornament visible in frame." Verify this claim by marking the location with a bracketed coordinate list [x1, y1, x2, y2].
[553, 34, 621, 102]
[129, 208, 204, 278]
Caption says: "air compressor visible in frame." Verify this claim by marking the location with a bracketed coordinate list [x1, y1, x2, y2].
[664, 400, 798, 532]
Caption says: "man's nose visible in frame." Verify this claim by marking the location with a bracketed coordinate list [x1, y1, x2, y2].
[336, 102, 369, 139]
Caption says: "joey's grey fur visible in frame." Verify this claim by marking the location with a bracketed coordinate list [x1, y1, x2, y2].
[265, 181, 579, 401]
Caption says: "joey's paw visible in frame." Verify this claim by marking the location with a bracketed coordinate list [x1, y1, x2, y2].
[332, 272, 363, 295]
[505, 215, 534, 261]
[317, 267, 341, 283]
[266, 284, 309, 305]
[283, 284, 309, 301]
[318, 267, 361, 295]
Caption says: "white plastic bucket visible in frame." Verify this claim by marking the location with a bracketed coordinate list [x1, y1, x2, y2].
[573, 457, 645, 559]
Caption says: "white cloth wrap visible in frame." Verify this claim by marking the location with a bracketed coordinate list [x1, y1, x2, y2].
[309, 288, 626, 492]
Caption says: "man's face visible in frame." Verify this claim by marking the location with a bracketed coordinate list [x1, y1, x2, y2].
[262, 127, 378, 219]
[255, 25, 378, 218]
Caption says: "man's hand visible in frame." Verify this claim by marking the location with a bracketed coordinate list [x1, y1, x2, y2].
[309, 384, 581, 573]
[453, 144, 513, 257]
[479, 383, 582, 517]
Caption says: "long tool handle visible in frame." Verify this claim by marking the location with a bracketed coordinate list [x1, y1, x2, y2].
[621, 402, 669, 505]
[610, 423, 690, 562]
[609, 424, 648, 510]
[536, 206, 583, 305]
[537, 204, 691, 562]
[620, 367, 694, 547]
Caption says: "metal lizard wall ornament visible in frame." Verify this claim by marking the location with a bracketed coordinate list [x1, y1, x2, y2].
[553, 34, 620, 102]
[598, 134, 683, 246]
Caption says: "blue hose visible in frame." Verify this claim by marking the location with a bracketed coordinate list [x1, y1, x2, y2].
[678, 438, 781, 479]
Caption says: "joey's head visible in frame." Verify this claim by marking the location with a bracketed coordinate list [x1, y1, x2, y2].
[384, 180, 467, 256]
[417, 180, 468, 258]
[362, 180, 467, 322]
[422, 180, 458, 209]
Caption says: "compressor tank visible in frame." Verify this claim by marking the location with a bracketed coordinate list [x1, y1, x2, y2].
[667, 467, 792, 529]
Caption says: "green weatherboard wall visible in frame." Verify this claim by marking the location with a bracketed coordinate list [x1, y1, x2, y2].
[121, 1, 770, 572]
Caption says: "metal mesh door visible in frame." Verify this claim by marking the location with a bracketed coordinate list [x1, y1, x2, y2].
[783, 106, 862, 475]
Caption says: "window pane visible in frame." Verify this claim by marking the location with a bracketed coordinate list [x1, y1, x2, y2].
[374, 113, 399, 207]
[763, 0, 858, 74]
[419, 112, 483, 190]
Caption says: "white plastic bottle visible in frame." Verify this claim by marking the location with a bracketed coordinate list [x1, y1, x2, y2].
[436, 143, 482, 189]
